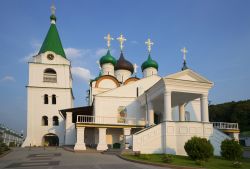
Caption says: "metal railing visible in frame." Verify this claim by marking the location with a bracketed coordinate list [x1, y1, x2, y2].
[212, 122, 239, 130]
[76, 115, 146, 126]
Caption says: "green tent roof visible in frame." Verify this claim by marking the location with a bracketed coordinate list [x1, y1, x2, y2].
[38, 19, 66, 58]
[141, 54, 158, 71]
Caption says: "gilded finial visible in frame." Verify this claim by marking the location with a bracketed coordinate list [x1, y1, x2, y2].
[181, 47, 188, 61]
[145, 38, 154, 53]
[117, 34, 126, 51]
[104, 33, 113, 49]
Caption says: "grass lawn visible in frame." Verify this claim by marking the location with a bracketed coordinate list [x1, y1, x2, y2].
[123, 154, 250, 169]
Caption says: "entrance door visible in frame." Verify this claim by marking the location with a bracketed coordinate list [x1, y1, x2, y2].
[43, 133, 59, 146]
[154, 113, 160, 124]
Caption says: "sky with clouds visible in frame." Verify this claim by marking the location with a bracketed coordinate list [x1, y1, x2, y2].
[0, 0, 250, 133]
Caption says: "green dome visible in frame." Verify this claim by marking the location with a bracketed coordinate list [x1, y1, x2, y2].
[99, 50, 116, 66]
[141, 54, 158, 71]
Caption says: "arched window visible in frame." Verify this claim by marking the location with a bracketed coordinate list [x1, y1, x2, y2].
[52, 94, 56, 104]
[53, 116, 59, 126]
[43, 68, 57, 83]
[42, 116, 48, 126]
[44, 94, 48, 104]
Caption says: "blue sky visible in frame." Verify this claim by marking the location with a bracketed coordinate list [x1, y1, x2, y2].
[0, 0, 250, 133]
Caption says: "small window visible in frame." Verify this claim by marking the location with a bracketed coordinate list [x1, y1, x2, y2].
[42, 116, 48, 126]
[52, 94, 56, 104]
[44, 68, 57, 83]
[53, 116, 59, 126]
[44, 94, 48, 104]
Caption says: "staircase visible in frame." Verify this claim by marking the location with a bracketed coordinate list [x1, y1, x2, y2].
[210, 128, 231, 156]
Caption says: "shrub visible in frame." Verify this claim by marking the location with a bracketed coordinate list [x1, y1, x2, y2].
[184, 136, 214, 161]
[9, 142, 16, 147]
[161, 154, 173, 163]
[113, 143, 121, 149]
[221, 139, 243, 160]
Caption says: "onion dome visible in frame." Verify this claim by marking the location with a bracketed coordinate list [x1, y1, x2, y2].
[115, 52, 134, 73]
[141, 54, 158, 71]
[99, 50, 116, 66]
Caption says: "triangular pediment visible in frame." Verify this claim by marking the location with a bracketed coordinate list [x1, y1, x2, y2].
[165, 69, 213, 84]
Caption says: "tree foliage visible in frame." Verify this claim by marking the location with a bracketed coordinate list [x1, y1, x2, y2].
[209, 99, 250, 132]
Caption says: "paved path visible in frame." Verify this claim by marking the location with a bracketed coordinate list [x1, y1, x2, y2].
[0, 148, 168, 169]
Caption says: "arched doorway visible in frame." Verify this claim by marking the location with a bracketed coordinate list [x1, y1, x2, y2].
[43, 133, 59, 146]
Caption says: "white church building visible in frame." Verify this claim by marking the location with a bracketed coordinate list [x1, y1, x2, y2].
[22, 5, 239, 156]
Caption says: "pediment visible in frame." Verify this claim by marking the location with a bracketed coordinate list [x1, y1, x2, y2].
[165, 69, 213, 84]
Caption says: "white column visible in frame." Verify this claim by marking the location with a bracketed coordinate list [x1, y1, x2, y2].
[148, 102, 154, 125]
[163, 90, 172, 121]
[201, 94, 209, 122]
[179, 103, 185, 121]
[65, 112, 75, 145]
[123, 128, 131, 149]
[74, 127, 86, 150]
[97, 128, 108, 151]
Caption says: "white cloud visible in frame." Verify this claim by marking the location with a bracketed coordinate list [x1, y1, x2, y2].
[95, 48, 107, 57]
[64, 48, 92, 60]
[1, 76, 15, 82]
[20, 51, 38, 63]
[71, 67, 94, 82]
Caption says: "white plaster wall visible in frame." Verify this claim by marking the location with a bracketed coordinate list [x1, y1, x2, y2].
[133, 122, 214, 155]
[143, 67, 157, 78]
[209, 128, 231, 156]
[98, 79, 117, 89]
[102, 63, 114, 76]
[115, 69, 131, 83]
[22, 52, 73, 147]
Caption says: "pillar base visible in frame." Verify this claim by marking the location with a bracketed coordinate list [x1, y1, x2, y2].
[97, 144, 108, 151]
[74, 143, 86, 150]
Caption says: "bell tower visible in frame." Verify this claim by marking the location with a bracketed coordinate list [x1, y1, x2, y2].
[22, 4, 74, 147]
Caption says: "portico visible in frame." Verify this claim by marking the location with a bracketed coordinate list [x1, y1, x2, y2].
[141, 69, 213, 125]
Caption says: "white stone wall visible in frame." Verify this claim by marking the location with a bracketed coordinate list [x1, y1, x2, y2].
[102, 63, 114, 76]
[133, 122, 214, 155]
[22, 52, 73, 147]
[143, 67, 157, 78]
[115, 69, 131, 83]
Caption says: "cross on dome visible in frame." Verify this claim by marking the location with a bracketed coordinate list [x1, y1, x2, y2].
[51, 2, 56, 15]
[117, 34, 126, 51]
[133, 63, 138, 74]
[181, 47, 188, 61]
[145, 38, 154, 53]
[104, 33, 113, 49]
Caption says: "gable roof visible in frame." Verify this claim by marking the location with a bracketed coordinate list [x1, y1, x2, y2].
[38, 23, 66, 58]
[165, 69, 213, 84]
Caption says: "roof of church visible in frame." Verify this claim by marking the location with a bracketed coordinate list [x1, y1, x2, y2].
[115, 52, 134, 73]
[38, 15, 66, 58]
[141, 54, 158, 71]
[99, 50, 116, 66]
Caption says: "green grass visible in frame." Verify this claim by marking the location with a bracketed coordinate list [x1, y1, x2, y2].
[123, 154, 250, 169]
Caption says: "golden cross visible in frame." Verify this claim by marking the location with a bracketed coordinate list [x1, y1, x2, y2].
[117, 34, 126, 51]
[51, 2, 56, 15]
[181, 47, 188, 61]
[145, 38, 154, 53]
[104, 33, 113, 49]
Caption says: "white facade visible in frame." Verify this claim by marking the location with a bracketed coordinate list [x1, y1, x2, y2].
[102, 63, 115, 76]
[22, 51, 73, 147]
[143, 67, 158, 78]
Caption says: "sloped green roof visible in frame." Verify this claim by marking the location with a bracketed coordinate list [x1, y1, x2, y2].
[141, 54, 158, 71]
[99, 50, 116, 66]
[38, 22, 66, 58]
